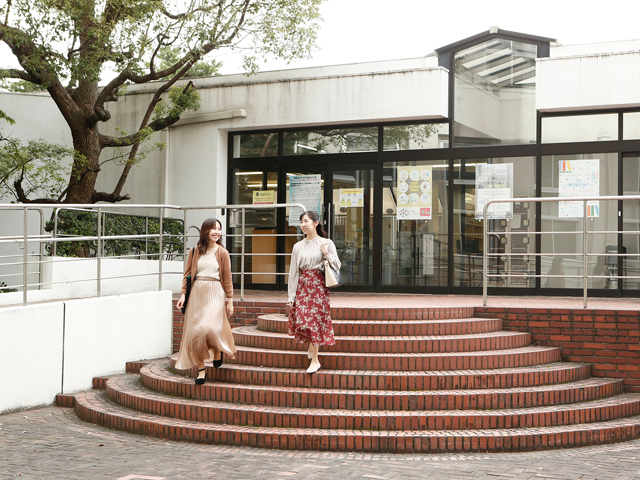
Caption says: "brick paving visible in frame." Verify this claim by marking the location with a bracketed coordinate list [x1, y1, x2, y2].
[3, 406, 640, 479]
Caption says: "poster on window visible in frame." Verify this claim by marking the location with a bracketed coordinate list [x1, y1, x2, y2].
[288, 174, 322, 226]
[558, 160, 600, 218]
[475, 163, 513, 220]
[339, 188, 364, 207]
[252, 190, 276, 205]
[396, 166, 432, 220]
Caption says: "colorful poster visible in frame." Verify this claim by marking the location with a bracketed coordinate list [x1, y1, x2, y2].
[396, 166, 432, 220]
[559, 160, 600, 218]
[475, 163, 513, 220]
[339, 188, 364, 207]
[252, 190, 276, 205]
[288, 174, 322, 226]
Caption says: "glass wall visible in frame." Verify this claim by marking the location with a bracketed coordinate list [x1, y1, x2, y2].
[623, 156, 640, 289]
[453, 157, 535, 287]
[382, 160, 448, 287]
[454, 39, 537, 147]
[383, 123, 449, 150]
[542, 114, 618, 143]
[541, 153, 618, 289]
[283, 127, 378, 155]
[233, 133, 278, 157]
[230, 169, 278, 285]
[332, 169, 374, 285]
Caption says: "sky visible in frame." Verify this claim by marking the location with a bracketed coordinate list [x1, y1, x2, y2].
[1, 0, 640, 78]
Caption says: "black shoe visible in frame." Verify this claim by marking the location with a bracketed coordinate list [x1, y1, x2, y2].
[195, 368, 206, 385]
[213, 356, 223, 368]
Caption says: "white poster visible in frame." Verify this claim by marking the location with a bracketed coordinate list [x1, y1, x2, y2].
[475, 163, 513, 220]
[288, 174, 322, 226]
[396, 166, 432, 220]
[559, 160, 600, 218]
[339, 188, 364, 207]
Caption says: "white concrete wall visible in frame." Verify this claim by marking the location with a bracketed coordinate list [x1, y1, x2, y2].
[537, 51, 640, 112]
[40, 257, 184, 299]
[0, 303, 65, 412]
[0, 291, 172, 413]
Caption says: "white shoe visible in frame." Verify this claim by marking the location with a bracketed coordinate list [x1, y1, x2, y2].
[306, 360, 321, 374]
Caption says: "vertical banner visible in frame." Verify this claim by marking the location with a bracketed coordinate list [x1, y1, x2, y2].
[288, 174, 322, 226]
[559, 160, 600, 217]
[396, 166, 432, 220]
[422, 233, 435, 276]
[475, 163, 513, 220]
[339, 188, 364, 207]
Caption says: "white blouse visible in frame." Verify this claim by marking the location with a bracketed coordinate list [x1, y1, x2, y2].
[195, 248, 221, 280]
[287, 236, 341, 304]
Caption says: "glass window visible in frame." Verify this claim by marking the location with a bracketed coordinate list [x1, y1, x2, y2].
[454, 39, 537, 147]
[230, 169, 278, 285]
[623, 156, 640, 290]
[331, 169, 374, 285]
[383, 123, 449, 150]
[232, 133, 278, 158]
[623, 112, 640, 140]
[542, 114, 618, 143]
[453, 157, 535, 288]
[541, 153, 618, 289]
[283, 127, 378, 155]
[382, 160, 448, 287]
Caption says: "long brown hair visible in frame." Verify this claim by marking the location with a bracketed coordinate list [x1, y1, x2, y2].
[300, 210, 328, 238]
[197, 218, 223, 255]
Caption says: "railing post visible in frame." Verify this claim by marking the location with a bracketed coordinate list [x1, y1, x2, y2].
[159, 207, 164, 291]
[483, 204, 488, 307]
[53, 208, 60, 256]
[23, 207, 28, 306]
[182, 209, 188, 268]
[97, 207, 102, 297]
[145, 216, 149, 258]
[583, 199, 588, 308]
[38, 209, 44, 290]
[241, 207, 245, 302]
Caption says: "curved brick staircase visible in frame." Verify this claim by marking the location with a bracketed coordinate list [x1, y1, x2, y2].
[65, 307, 640, 453]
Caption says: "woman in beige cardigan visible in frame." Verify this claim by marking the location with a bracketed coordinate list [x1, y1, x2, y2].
[175, 218, 236, 384]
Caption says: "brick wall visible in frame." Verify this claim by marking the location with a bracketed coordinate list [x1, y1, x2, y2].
[475, 307, 640, 393]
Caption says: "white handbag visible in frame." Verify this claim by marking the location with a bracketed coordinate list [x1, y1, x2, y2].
[323, 259, 342, 288]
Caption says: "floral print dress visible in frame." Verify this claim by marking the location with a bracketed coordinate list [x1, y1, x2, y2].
[287, 236, 341, 346]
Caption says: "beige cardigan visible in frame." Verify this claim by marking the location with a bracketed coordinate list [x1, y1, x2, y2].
[181, 245, 233, 299]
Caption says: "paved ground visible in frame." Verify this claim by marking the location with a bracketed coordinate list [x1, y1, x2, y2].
[3, 406, 640, 480]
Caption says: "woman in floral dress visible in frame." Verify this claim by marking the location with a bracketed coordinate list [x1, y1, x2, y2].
[287, 211, 341, 373]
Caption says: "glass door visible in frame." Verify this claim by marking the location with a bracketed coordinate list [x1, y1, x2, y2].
[329, 166, 374, 286]
[282, 167, 327, 288]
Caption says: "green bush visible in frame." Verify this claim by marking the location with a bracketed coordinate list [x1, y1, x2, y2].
[45, 210, 184, 260]
[0, 281, 18, 293]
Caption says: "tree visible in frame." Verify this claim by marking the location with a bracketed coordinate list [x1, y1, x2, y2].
[152, 46, 223, 80]
[0, 0, 324, 204]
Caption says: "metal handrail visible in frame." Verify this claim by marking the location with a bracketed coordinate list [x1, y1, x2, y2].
[482, 194, 640, 308]
[0, 202, 305, 305]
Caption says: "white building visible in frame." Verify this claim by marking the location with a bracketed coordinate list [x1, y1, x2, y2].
[4, 27, 640, 297]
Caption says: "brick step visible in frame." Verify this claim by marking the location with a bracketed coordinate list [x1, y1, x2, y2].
[232, 326, 531, 354]
[168, 357, 592, 391]
[141, 363, 622, 410]
[225, 345, 561, 371]
[73, 390, 640, 452]
[257, 314, 503, 336]
[328, 306, 475, 320]
[107, 374, 640, 430]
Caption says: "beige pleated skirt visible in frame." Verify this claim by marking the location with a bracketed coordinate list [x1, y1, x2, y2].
[174, 276, 236, 370]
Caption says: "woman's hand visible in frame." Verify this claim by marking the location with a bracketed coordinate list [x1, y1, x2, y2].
[286, 302, 293, 317]
[176, 294, 186, 310]
[320, 243, 329, 257]
[226, 299, 234, 317]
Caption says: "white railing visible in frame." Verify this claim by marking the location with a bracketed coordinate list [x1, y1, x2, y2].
[482, 195, 640, 307]
[0, 202, 305, 305]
